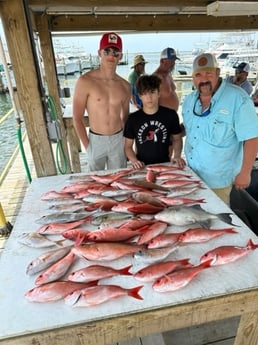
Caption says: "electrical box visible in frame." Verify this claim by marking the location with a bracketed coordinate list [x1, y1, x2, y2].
[47, 120, 62, 142]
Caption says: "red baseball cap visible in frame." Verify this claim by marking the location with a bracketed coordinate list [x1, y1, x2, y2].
[99, 32, 122, 51]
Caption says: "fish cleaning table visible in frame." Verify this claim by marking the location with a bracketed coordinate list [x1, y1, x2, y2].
[1, 168, 258, 345]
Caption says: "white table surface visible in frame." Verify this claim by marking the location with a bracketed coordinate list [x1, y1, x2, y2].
[1, 167, 258, 340]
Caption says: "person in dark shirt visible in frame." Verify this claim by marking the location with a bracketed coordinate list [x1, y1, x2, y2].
[123, 74, 185, 170]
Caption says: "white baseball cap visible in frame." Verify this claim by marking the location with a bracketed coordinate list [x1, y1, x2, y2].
[192, 53, 219, 75]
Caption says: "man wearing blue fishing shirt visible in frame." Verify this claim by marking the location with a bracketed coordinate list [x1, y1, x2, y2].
[182, 53, 258, 205]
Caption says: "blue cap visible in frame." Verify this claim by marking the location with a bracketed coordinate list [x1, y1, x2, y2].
[160, 47, 180, 60]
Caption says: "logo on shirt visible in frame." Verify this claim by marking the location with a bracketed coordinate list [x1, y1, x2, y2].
[219, 108, 229, 115]
[137, 120, 167, 144]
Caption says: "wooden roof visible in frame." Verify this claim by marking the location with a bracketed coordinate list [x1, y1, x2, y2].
[29, 0, 258, 32]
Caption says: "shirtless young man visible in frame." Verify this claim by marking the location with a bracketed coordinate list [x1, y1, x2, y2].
[152, 47, 180, 112]
[73, 32, 131, 171]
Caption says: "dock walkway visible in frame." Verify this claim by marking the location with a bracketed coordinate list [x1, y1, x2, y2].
[0, 136, 35, 251]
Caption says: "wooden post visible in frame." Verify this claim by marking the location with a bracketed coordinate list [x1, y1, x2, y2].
[0, 0, 57, 177]
[36, 14, 72, 174]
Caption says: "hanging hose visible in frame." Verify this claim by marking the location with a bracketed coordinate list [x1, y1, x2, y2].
[47, 95, 68, 174]
[16, 117, 32, 183]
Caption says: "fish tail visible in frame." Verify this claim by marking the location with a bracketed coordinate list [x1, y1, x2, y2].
[118, 265, 133, 276]
[217, 213, 239, 226]
[247, 238, 258, 250]
[225, 228, 238, 234]
[180, 258, 193, 267]
[128, 286, 144, 300]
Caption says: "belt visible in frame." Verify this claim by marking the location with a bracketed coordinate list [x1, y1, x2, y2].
[89, 129, 123, 136]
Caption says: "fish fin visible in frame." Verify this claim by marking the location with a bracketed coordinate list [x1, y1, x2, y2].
[180, 258, 193, 267]
[74, 233, 85, 246]
[199, 220, 212, 229]
[118, 265, 133, 276]
[191, 204, 204, 211]
[67, 291, 82, 306]
[128, 285, 144, 300]
[247, 238, 258, 250]
[55, 239, 67, 247]
[217, 213, 239, 227]
[201, 258, 213, 268]
[211, 254, 218, 265]
[226, 228, 238, 234]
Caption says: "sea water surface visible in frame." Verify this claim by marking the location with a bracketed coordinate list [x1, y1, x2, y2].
[0, 92, 17, 176]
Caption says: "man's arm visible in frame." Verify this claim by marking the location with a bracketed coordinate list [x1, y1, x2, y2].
[171, 133, 186, 168]
[234, 137, 258, 189]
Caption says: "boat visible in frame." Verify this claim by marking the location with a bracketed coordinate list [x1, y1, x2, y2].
[55, 53, 100, 75]
[207, 32, 258, 78]
[55, 54, 80, 75]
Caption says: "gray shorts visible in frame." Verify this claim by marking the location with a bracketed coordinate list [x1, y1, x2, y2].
[86, 129, 127, 171]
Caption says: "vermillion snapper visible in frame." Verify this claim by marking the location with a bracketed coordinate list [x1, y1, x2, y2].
[133, 258, 192, 282]
[152, 259, 212, 292]
[68, 264, 132, 283]
[200, 238, 258, 266]
[25, 281, 97, 303]
[64, 284, 143, 307]
[26, 245, 73, 275]
[178, 227, 238, 244]
[35, 251, 75, 285]
[72, 243, 143, 261]
[154, 205, 237, 228]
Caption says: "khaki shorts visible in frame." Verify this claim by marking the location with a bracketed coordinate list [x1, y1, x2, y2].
[212, 185, 232, 205]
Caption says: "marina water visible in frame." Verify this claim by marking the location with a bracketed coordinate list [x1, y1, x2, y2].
[0, 93, 16, 176]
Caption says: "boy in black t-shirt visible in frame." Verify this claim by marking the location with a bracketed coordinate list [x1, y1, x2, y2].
[123, 75, 185, 170]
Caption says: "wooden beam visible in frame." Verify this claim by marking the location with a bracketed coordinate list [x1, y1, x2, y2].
[46, 14, 258, 32]
[36, 14, 72, 174]
[29, 0, 209, 11]
[0, 0, 57, 177]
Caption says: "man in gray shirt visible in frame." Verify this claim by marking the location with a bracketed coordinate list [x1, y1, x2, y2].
[226, 62, 253, 95]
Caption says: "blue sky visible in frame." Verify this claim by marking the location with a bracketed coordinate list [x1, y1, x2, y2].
[53, 31, 219, 54]
[52, 30, 258, 56]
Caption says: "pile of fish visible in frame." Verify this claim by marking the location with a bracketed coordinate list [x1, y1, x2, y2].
[22, 163, 258, 307]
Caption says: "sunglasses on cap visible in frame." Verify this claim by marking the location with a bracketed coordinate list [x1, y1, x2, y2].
[103, 47, 121, 57]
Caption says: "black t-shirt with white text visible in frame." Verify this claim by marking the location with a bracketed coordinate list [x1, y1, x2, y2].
[123, 106, 182, 164]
